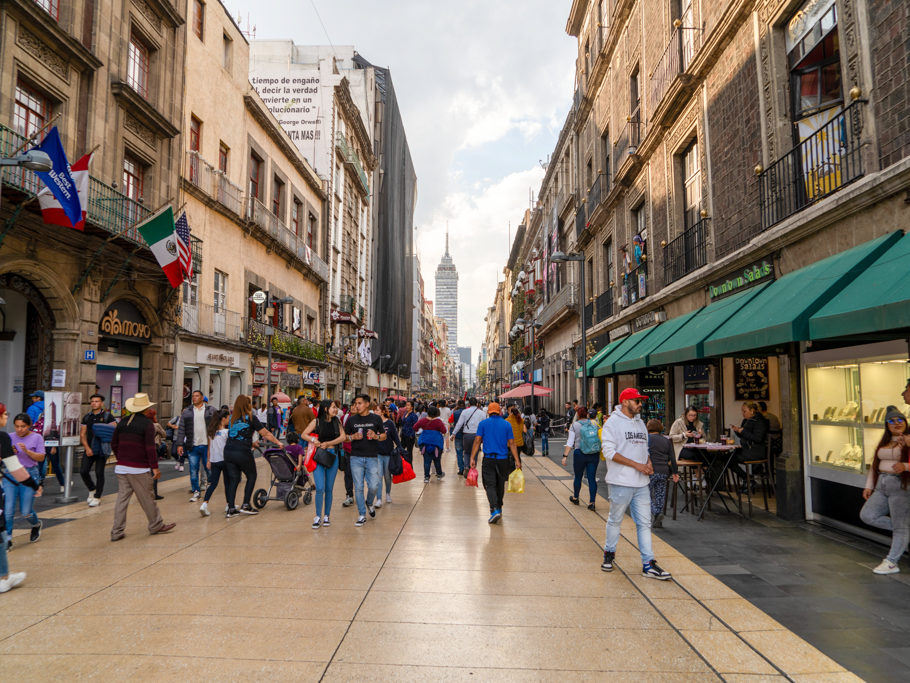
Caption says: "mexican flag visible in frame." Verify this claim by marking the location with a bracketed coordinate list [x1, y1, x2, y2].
[137, 206, 182, 288]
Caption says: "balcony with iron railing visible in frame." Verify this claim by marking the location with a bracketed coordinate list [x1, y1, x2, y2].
[596, 290, 613, 322]
[575, 205, 587, 240]
[759, 99, 865, 231]
[247, 197, 328, 282]
[613, 116, 644, 184]
[663, 217, 708, 286]
[583, 301, 593, 329]
[181, 302, 243, 340]
[621, 260, 648, 307]
[0, 123, 150, 246]
[185, 150, 214, 196]
[215, 171, 244, 216]
[335, 132, 370, 196]
[537, 282, 578, 329]
[649, 22, 703, 120]
[245, 317, 327, 363]
[585, 173, 610, 221]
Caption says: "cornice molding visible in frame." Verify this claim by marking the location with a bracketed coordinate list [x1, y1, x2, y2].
[111, 81, 179, 138]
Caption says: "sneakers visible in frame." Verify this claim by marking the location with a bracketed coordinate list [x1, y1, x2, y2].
[225, 507, 241, 518]
[199, 502, 210, 517]
[642, 560, 672, 580]
[342, 496, 354, 507]
[88, 496, 100, 508]
[436, 472, 446, 480]
[355, 516, 366, 527]
[374, 498, 383, 509]
[488, 509, 502, 524]
[86, 493, 94, 504]
[29, 520, 42, 543]
[368, 505, 376, 518]
[384, 494, 391, 505]
[653, 513, 664, 529]
[0, 572, 26, 593]
[177, 465, 184, 472]
[873, 559, 900, 575]
[322, 515, 330, 527]
[312, 516, 321, 529]
[239, 504, 258, 515]
[601, 551, 615, 572]
[190, 492, 201, 502]
[457, 469, 464, 477]
[424, 477, 430, 483]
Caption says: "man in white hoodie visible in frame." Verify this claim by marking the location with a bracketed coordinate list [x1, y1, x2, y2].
[600, 388, 672, 580]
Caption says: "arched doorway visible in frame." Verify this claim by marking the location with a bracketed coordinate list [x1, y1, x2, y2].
[0, 273, 55, 413]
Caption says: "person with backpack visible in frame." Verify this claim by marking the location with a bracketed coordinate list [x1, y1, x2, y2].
[522, 407, 537, 456]
[562, 407, 601, 511]
[79, 394, 116, 508]
[223, 394, 282, 518]
[537, 409, 551, 457]
[452, 398, 484, 476]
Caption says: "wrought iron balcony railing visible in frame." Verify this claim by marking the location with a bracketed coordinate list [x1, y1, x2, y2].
[650, 23, 703, 113]
[663, 217, 708, 285]
[335, 132, 369, 196]
[621, 260, 648, 307]
[596, 290, 613, 322]
[536, 283, 578, 328]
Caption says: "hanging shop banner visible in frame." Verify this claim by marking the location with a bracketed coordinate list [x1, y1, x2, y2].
[733, 357, 770, 401]
[99, 300, 152, 342]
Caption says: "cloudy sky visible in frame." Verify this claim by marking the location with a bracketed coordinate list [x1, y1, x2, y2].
[227, 0, 577, 358]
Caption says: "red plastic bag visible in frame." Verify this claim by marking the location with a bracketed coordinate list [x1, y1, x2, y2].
[303, 444, 318, 473]
[392, 458, 416, 484]
[465, 467, 479, 487]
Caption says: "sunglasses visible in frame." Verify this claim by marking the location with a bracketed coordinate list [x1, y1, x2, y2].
[887, 417, 905, 423]
[628, 398, 642, 404]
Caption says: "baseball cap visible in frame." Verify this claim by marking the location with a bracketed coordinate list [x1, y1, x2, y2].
[619, 388, 648, 402]
[29, 390, 44, 399]
[487, 401, 502, 415]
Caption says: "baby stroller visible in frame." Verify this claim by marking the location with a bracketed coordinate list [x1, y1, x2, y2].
[253, 448, 313, 510]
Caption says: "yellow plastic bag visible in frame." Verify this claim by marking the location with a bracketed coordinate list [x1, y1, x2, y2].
[598, 427, 605, 461]
[507, 467, 525, 493]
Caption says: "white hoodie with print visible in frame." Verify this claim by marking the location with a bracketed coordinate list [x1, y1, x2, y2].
[601, 406, 650, 488]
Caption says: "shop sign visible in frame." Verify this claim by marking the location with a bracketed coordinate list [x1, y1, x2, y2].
[302, 368, 322, 385]
[709, 259, 774, 300]
[733, 357, 770, 401]
[609, 323, 631, 341]
[633, 310, 666, 332]
[281, 372, 302, 388]
[330, 309, 356, 324]
[99, 300, 151, 342]
[271, 361, 288, 372]
[357, 327, 378, 339]
[196, 345, 241, 368]
[253, 366, 266, 383]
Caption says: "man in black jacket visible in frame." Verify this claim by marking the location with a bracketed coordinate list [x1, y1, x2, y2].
[175, 391, 215, 501]
[266, 397, 283, 438]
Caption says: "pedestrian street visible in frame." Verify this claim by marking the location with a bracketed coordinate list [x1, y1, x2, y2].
[0, 451, 854, 681]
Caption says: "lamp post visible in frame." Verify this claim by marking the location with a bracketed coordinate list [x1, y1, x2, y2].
[552, 251, 588, 405]
[341, 333, 357, 404]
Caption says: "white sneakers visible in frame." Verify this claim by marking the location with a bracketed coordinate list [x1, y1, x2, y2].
[374, 498, 383, 509]
[312, 516, 321, 529]
[0, 572, 26, 593]
[190, 492, 201, 503]
[873, 559, 900, 575]
[87, 495, 100, 508]
[199, 502, 210, 517]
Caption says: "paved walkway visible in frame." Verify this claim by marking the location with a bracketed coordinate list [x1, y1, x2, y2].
[1, 450, 857, 681]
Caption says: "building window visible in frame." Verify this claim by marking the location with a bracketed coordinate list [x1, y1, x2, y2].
[218, 142, 229, 173]
[787, 1, 841, 124]
[602, 238, 614, 290]
[214, 269, 227, 313]
[122, 154, 145, 202]
[193, 0, 205, 41]
[127, 32, 150, 98]
[182, 274, 198, 308]
[630, 65, 640, 122]
[682, 140, 701, 230]
[34, 0, 59, 20]
[189, 116, 202, 152]
[306, 315, 316, 340]
[223, 33, 233, 69]
[272, 176, 284, 219]
[308, 212, 317, 248]
[291, 198, 302, 235]
[249, 152, 262, 200]
[13, 80, 49, 137]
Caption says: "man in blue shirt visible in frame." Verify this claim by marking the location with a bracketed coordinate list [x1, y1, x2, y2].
[26, 391, 45, 425]
[470, 402, 521, 524]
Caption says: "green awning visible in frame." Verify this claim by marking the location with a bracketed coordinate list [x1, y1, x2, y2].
[613, 309, 704, 373]
[810, 231, 910, 339]
[704, 232, 901, 357]
[575, 338, 622, 378]
[590, 325, 660, 376]
[648, 285, 771, 367]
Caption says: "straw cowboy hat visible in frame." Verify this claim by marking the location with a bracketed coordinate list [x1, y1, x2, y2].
[124, 393, 155, 414]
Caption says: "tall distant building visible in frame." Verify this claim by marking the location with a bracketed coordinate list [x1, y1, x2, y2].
[435, 231, 458, 361]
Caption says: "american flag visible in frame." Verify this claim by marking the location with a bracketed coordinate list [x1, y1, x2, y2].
[174, 210, 193, 280]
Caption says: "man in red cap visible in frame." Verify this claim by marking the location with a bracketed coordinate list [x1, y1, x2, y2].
[469, 402, 520, 524]
[600, 388, 671, 580]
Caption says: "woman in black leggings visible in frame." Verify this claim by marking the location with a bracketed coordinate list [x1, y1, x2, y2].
[223, 394, 281, 517]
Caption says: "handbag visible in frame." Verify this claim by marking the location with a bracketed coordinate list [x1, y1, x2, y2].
[389, 449, 404, 476]
[338, 451, 349, 473]
[314, 447, 336, 469]
[392, 458, 416, 484]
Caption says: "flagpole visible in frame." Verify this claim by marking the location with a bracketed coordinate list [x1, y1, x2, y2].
[9, 113, 62, 156]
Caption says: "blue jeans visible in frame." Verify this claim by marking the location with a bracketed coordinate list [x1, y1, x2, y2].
[313, 449, 340, 518]
[0, 530, 8, 577]
[455, 438, 465, 471]
[3, 465, 40, 535]
[604, 484, 653, 565]
[377, 455, 391, 497]
[187, 445, 209, 493]
[350, 456, 380, 517]
[573, 450, 599, 501]
[541, 433, 549, 454]
[422, 445, 443, 478]
[860, 473, 910, 564]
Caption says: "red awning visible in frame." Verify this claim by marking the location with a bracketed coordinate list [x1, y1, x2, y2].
[499, 384, 553, 399]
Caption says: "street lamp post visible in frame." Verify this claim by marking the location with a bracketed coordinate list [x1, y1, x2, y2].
[552, 251, 588, 405]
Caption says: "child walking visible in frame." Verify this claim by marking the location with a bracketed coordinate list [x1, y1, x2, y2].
[415, 406, 447, 483]
[200, 410, 228, 517]
[646, 419, 678, 528]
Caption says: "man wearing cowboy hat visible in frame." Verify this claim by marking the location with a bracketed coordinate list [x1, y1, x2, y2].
[109, 393, 176, 541]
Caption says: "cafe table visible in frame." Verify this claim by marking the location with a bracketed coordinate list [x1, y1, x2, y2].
[684, 442, 741, 521]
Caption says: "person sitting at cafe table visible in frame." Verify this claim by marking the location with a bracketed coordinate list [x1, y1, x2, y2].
[669, 407, 705, 461]
[730, 401, 769, 488]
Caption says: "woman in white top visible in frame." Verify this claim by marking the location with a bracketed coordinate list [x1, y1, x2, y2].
[200, 410, 229, 517]
[561, 407, 600, 511]
[668, 407, 705, 459]
[860, 406, 910, 574]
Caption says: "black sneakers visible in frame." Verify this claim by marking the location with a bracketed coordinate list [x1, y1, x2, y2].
[601, 551, 615, 572]
[29, 520, 42, 543]
[642, 560, 672, 580]
[239, 504, 258, 515]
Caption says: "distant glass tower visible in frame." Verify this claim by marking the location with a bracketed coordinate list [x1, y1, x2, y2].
[435, 230, 458, 362]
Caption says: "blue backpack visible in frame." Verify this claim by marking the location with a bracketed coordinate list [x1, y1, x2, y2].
[578, 419, 601, 454]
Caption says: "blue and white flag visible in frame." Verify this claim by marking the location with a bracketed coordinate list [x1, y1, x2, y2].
[31, 127, 81, 229]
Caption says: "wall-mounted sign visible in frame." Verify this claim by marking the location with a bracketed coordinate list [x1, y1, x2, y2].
[271, 362, 288, 372]
[99, 300, 151, 342]
[330, 309, 356, 324]
[84, 349, 96, 361]
[733, 357, 770, 401]
[251, 290, 267, 305]
[633, 310, 667, 332]
[609, 323, 632, 341]
[709, 259, 774, 300]
[51, 369, 66, 388]
[196, 345, 241, 368]
[303, 368, 322, 385]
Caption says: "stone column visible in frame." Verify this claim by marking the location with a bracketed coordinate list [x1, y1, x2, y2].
[776, 347, 806, 521]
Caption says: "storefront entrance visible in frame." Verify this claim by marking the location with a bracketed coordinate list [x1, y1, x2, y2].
[97, 300, 151, 417]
